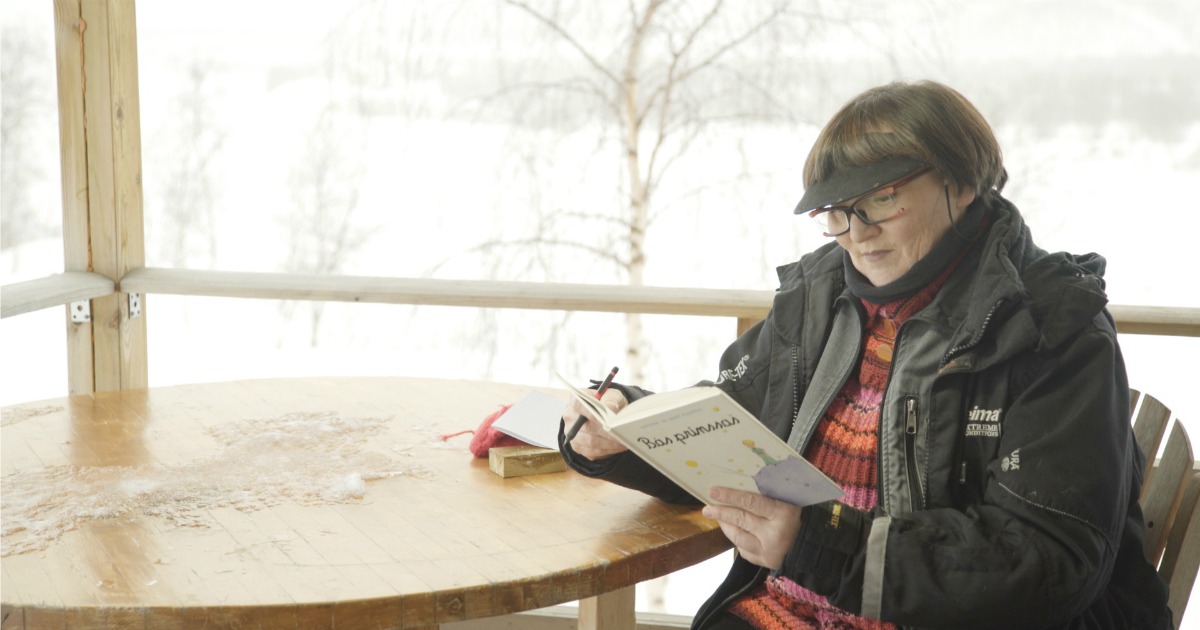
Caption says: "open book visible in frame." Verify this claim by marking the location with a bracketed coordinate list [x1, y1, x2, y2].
[558, 375, 843, 508]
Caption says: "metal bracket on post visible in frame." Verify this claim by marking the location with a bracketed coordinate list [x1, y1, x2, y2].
[70, 300, 91, 324]
[128, 292, 142, 319]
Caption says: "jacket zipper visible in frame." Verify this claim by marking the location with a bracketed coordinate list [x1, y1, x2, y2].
[939, 298, 1007, 370]
[904, 396, 924, 510]
[790, 345, 801, 430]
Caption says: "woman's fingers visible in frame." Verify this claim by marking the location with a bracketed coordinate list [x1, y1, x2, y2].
[703, 487, 804, 570]
[561, 389, 629, 459]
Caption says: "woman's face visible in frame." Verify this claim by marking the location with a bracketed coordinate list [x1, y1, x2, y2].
[834, 171, 976, 286]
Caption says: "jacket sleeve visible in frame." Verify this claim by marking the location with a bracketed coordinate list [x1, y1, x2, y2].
[780, 318, 1137, 628]
[558, 316, 778, 505]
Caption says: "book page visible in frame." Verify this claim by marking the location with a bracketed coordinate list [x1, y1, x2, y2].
[553, 373, 616, 427]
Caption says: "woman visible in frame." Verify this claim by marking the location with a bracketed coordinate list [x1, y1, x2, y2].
[559, 81, 1172, 629]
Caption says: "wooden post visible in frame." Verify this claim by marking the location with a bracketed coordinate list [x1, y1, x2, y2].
[53, 0, 148, 393]
[736, 316, 760, 338]
[578, 586, 636, 630]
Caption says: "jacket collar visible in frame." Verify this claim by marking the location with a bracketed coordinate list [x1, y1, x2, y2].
[771, 194, 1111, 365]
[772, 241, 845, 345]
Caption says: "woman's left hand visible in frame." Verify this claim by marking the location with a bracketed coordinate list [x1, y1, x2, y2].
[702, 486, 803, 570]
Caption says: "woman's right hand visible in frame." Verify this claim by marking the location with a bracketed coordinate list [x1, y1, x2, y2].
[562, 388, 630, 460]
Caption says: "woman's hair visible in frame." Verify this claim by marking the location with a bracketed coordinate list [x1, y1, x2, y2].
[803, 81, 1007, 197]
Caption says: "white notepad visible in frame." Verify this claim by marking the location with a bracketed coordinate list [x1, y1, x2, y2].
[490, 390, 569, 449]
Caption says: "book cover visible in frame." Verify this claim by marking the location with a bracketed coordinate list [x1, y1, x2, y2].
[558, 377, 843, 508]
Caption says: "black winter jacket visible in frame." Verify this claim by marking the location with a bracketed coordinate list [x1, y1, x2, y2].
[561, 196, 1172, 629]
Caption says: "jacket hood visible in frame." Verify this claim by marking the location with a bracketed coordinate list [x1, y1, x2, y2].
[954, 195, 1110, 360]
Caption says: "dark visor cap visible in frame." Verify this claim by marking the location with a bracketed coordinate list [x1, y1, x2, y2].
[794, 156, 925, 214]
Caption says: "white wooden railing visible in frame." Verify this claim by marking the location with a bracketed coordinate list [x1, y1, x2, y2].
[4, 268, 1200, 338]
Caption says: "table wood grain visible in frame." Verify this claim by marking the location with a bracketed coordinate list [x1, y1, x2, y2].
[0, 377, 729, 629]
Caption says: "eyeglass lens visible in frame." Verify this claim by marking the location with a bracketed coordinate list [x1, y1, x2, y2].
[815, 189, 900, 235]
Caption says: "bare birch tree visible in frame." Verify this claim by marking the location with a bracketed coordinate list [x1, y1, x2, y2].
[464, 0, 848, 384]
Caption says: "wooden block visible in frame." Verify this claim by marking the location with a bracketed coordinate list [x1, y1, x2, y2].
[1, 604, 25, 630]
[489, 446, 566, 478]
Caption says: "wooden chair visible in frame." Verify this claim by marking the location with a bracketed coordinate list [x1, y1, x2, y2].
[1131, 392, 1199, 629]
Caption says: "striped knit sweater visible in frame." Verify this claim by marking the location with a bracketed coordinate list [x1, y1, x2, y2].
[726, 263, 960, 630]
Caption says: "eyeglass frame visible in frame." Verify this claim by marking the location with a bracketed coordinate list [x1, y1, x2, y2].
[807, 166, 934, 237]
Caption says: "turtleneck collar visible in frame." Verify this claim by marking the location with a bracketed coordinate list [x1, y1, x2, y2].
[844, 197, 989, 304]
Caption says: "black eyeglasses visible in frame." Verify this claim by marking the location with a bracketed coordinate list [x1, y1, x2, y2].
[808, 167, 932, 236]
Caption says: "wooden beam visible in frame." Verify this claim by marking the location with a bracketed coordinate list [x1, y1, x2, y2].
[119, 267, 1200, 338]
[1109, 305, 1200, 338]
[54, 0, 96, 395]
[119, 268, 777, 319]
[109, 0, 147, 390]
[53, 0, 147, 393]
[0, 272, 115, 319]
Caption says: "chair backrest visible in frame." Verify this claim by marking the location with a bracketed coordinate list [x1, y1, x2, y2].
[1132, 392, 1198, 630]
[1132, 392, 1173, 496]
[1141, 421, 1194, 563]
[1159, 471, 1200, 630]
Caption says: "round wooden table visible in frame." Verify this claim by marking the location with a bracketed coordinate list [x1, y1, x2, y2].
[0, 377, 729, 629]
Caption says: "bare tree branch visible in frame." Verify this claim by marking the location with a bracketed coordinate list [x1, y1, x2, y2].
[648, 0, 725, 120]
[634, 1, 714, 192]
[503, 0, 622, 86]
[449, 0, 833, 384]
